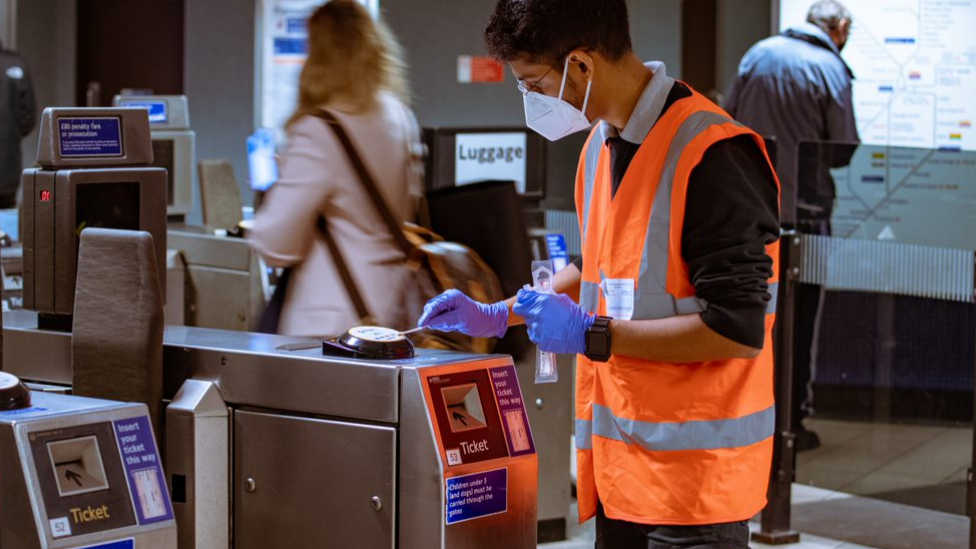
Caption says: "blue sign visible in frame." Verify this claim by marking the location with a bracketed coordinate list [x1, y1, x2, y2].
[247, 128, 279, 191]
[286, 17, 307, 34]
[114, 417, 174, 525]
[445, 468, 507, 525]
[58, 117, 123, 158]
[77, 539, 134, 549]
[274, 37, 307, 56]
[545, 233, 570, 272]
[121, 100, 168, 124]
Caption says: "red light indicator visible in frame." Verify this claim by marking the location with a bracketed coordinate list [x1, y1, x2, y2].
[39, 190, 52, 202]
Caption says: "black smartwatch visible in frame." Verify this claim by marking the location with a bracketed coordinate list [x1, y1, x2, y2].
[584, 316, 613, 362]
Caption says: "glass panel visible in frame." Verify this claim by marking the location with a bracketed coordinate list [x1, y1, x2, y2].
[788, 141, 974, 549]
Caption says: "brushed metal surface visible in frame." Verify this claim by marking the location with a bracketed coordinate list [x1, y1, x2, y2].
[184, 265, 250, 331]
[515, 353, 572, 529]
[3, 317, 493, 424]
[151, 130, 195, 217]
[167, 229, 265, 331]
[165, 250, 186, 326]
[2, 323, 540, 548]
[399, 368, 447, 549]
[162, 326, 491, 423]
[234, 410, 396, 549]
[800, 235, 974, 302]
[167, 228, 251, 271]
[0, 424, 42, 548]
[166, 380, 229, 549]
[442, 458, 538, 549]
[162, 327, 402, 422]
[400, 360, 539, 549]
[0, 393, 177, 549]
[1, 312, 72, 385]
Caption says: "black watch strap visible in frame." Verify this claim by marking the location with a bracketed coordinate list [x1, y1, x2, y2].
[584, 316, 613, 362]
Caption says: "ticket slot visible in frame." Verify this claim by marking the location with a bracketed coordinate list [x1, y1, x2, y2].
[29, 422, 137, 537]
[47, 435, 110, 497]
[426, 369, 508, 466]
[441, 383, 487, 433]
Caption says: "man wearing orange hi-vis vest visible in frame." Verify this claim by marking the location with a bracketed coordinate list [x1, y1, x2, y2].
[417, 1, 781, 547]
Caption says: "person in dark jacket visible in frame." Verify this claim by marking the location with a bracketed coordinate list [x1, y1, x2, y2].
[725, 0, 859, 451]
[0, 38, 36, 209]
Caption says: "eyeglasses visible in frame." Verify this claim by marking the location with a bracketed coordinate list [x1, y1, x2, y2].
[517, 65, 555, 96]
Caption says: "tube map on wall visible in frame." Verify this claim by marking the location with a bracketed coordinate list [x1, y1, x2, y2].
[779, 0, 976, 151]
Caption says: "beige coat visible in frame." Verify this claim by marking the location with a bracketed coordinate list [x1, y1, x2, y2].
[250, 92, 422, 338]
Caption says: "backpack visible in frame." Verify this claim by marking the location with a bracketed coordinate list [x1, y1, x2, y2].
[314, 110, 505, 354]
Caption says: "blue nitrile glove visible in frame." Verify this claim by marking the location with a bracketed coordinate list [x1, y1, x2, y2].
[513, 289, 595, 355]
[418, 289, 509, 338]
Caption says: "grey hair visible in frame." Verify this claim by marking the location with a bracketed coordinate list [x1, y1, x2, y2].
[807, 0, 851, 31]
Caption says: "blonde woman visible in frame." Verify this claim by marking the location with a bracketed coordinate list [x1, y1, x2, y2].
[250, 0, 422, 338]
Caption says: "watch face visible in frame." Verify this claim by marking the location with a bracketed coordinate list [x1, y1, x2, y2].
[587, 332, 609, 358]
[593, 333, 609, 353]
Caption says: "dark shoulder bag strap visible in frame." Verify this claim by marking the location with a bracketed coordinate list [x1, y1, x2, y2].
[315, 216, 372, 323]
[258, 215, 372, 333]
[312, 109, 414, 255]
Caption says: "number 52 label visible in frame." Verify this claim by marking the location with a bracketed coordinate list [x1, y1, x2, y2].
[50, 516, 72, 538]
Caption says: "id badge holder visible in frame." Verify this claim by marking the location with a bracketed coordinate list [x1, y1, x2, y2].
[601, 279, 635, 320]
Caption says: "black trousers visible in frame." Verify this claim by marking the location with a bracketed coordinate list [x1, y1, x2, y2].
[792, 213, 831, 428]
[792, 281, 823, 427]
[595, 504, 751, 549]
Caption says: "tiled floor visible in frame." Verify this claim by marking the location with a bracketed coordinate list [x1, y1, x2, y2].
[539, 486, 885, 549]
[540, 418, 973, 549]
[797, 418, 971, 513]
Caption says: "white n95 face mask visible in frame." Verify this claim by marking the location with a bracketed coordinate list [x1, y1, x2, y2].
[523, 58, 593, 141]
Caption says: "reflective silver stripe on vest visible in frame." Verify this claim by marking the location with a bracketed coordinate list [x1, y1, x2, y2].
[766, 282, 779, 314]
[580, 281, 601, 314]
[576, 403, 775, 452]
[575, 417, 593, 450]
[581, 135, 604, 245]
[579, 110, 745, 320]
[634, 111, 745, 320]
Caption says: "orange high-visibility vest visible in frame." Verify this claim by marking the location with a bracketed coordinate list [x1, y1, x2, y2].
[574, 88, 780, 526]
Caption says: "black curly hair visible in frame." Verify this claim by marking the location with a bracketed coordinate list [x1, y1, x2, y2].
[484, 0, 632, 65]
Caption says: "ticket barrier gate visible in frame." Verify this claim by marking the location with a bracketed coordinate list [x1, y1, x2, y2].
[4, 103, 539, 548]
[3, 323, 540, 549]
[0, 375, 176, 549]
[164, 328, 538, 549]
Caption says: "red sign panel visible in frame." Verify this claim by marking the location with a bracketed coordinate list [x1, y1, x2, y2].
[458, 56, 505, 84]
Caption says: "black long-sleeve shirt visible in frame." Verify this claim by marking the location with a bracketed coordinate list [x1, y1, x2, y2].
[574, 82, 780, 349]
